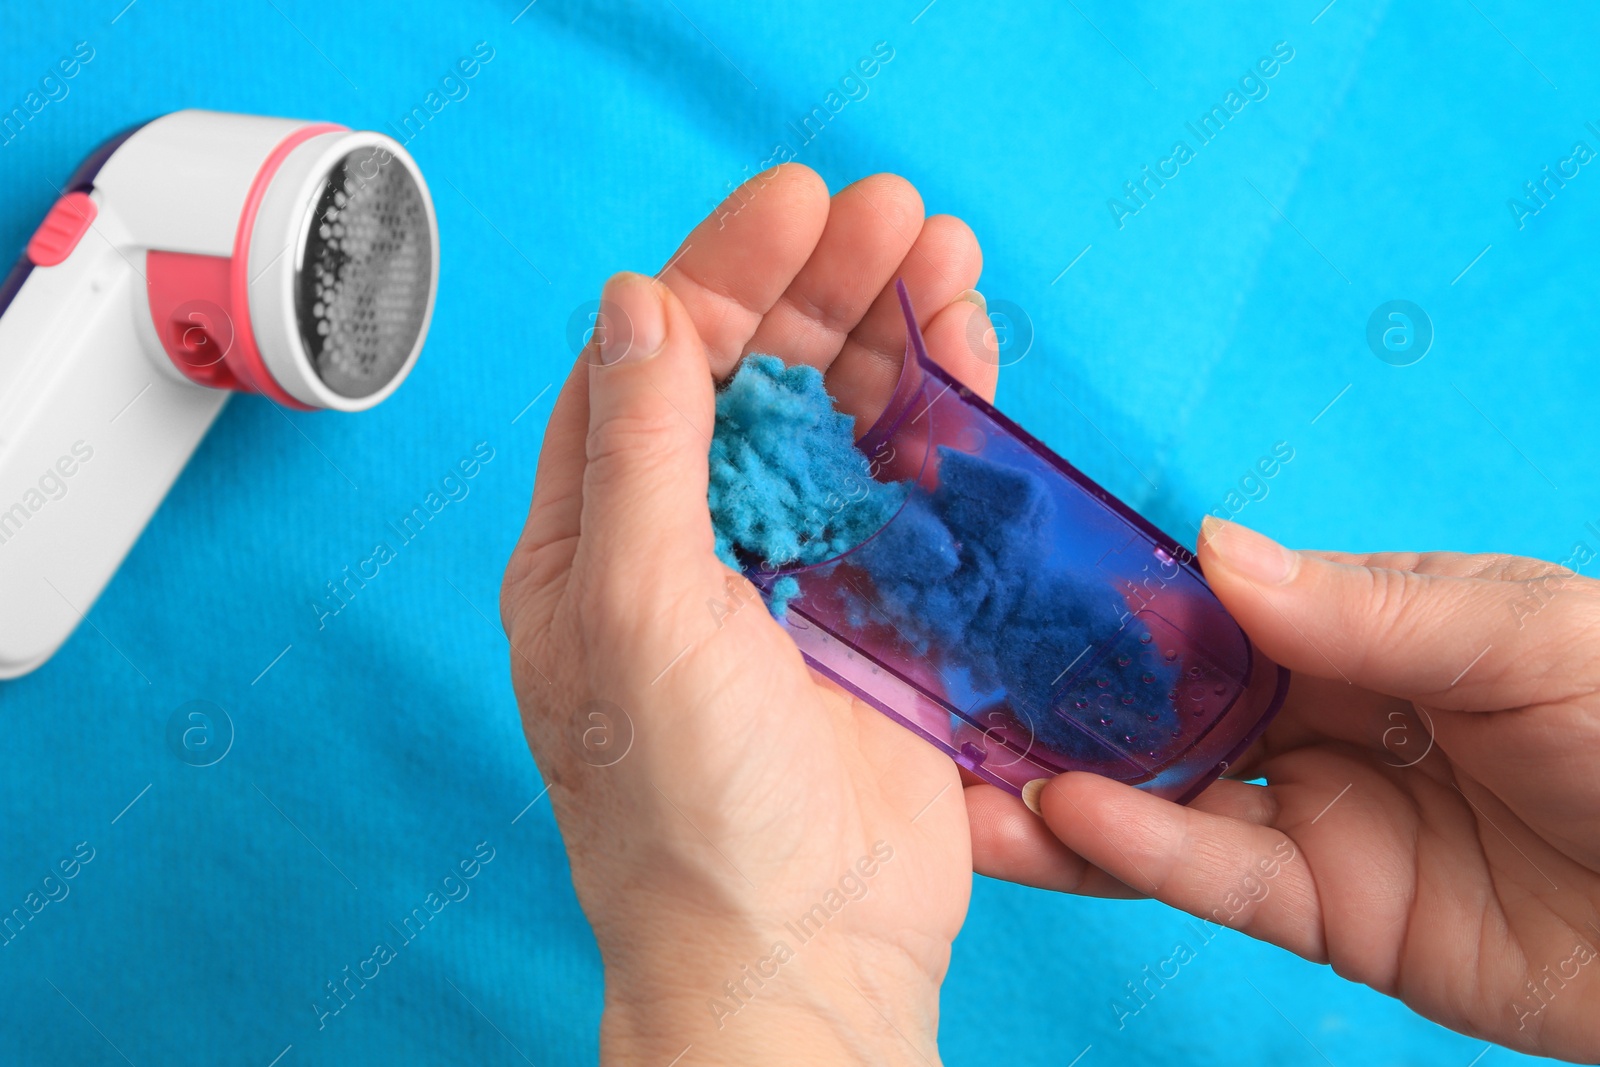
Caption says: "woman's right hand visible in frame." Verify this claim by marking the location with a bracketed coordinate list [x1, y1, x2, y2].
[969, 519, 1600, 1062]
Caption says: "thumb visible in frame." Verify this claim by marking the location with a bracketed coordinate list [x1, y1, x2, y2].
[1197, 516, 1600, 709]
[579, 271, 718, 583]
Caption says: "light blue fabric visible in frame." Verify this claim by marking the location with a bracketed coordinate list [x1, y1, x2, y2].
[1, 2, 1591, 1064]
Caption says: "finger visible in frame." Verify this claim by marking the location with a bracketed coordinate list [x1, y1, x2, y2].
[1035, 771, 1328, 961]
[745, 174, 923, 370]
[658, 164, 830, 377]
[1198, 517, 1600, 710]
[1185, 776, 1283, 825]
[1301, 549, 1579, 583]
[578, 272, 721, 607]
[964, 783, 1144, 897]
[826, 214, 983, 430]
[920, 292, 999, 404]
[1226, 675, 1420, 777]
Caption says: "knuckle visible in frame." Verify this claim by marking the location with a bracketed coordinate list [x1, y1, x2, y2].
[1359, 564, 1423, 637]
[1501, 569, 1600, 648]
[1345, 566, 1437, 677]
[503, 535, 576, 615]
[780, 287, 854, 340]
[584, 411, 678, 469]
[583, 414, 699, 508]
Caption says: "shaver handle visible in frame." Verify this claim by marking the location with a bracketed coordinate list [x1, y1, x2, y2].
[0, 218, 227, 679]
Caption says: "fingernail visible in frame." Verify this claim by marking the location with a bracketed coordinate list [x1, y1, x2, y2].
[1201, 516, 1300, 586]
[1021, 777, 1046, 815]
[599, 272, 666, 366]
[953, 288, 987, 313]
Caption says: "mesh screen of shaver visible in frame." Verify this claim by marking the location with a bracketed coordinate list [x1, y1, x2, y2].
[295, 146, 432, 398]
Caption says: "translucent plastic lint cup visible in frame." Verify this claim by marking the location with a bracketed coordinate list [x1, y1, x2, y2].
[749, 280, 1290, 803]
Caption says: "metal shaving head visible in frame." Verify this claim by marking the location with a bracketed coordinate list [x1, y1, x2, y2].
[295, 146, 432, 399]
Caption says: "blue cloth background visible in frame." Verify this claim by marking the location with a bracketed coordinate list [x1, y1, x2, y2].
[1, 1, 1594, 1064]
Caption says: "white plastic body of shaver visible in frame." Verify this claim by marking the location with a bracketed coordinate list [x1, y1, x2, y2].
[0, 110, 439, 678]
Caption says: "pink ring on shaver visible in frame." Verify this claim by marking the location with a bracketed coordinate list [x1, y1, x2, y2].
[227, 122, 347, 411]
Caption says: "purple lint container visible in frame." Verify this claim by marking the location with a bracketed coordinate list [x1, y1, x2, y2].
[748, 280, 1290, 804]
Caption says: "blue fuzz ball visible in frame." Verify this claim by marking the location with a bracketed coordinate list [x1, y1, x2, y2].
[707, 355, 907, 617]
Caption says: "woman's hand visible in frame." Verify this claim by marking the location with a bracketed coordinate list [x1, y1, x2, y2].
[969, 519, 1600, 1062]
[500, 164, 998, 1066]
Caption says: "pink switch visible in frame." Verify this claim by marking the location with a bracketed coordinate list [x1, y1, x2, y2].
[26, 191, 97, 267]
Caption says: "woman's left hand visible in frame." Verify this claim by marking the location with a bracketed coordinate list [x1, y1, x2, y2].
[501, 163, 998, 1066]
